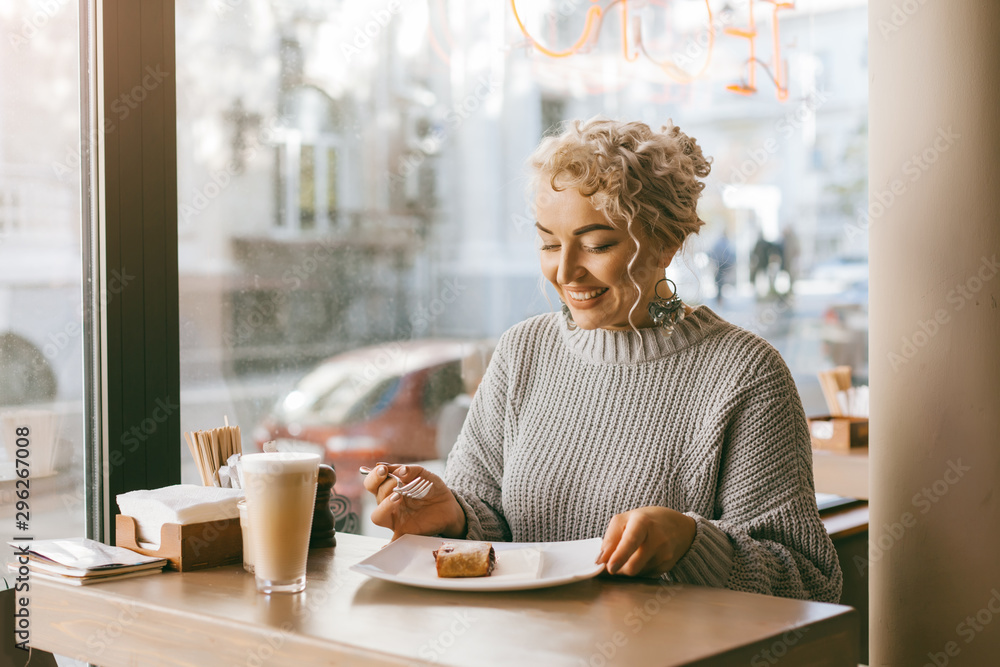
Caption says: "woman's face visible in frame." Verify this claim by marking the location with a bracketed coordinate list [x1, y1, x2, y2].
[535, 182, 676, 330]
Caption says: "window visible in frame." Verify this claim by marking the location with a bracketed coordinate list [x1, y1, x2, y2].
[177, 0, 867, 536]
[0, 0, 86, 543]
[272, 85, 355, 230]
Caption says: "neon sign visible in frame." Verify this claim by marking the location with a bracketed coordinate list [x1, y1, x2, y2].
[510, 0, 794, 100]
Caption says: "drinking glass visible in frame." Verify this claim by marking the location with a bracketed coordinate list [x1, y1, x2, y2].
[242, 452, 319, 593]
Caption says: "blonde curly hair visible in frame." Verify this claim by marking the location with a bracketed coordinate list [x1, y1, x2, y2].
[528, 117, 712, 252]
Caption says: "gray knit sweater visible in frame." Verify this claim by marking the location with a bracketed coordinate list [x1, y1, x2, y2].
[444, 306, 843, 603]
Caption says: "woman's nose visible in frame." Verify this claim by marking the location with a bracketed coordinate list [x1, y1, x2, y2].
[557, 248, 585, 285]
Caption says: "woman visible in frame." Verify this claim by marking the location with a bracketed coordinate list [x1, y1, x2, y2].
[364, 118, 842, 603]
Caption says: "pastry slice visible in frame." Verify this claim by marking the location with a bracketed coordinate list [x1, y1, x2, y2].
[433, 542, 496, 578]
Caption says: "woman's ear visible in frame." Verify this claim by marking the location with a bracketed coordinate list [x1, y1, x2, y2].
[658, 243, 680, 270]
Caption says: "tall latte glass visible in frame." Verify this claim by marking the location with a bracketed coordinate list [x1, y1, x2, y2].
[242, 452, 319, 594]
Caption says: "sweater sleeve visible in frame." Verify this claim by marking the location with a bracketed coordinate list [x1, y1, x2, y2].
[666, 349, 843, 603]
[442, 335, 513, 542]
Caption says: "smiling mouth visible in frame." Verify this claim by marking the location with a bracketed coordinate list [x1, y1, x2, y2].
[565, 287, 609, 302]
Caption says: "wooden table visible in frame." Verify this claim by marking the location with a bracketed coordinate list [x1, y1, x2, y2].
[30, 533, 858, 666]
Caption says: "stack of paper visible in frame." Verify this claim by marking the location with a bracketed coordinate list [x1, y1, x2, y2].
[7, 537, 168, 586]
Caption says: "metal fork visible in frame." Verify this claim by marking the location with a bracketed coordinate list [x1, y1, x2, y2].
[359, 465, 434, 500]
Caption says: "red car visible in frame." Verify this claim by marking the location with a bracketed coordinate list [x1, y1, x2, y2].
[254, 339, 483, 529]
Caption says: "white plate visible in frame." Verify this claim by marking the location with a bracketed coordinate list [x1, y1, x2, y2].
[350, 534, 605, 592]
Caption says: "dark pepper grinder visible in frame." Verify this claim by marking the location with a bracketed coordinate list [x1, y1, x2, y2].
[310, 464, 337, 548]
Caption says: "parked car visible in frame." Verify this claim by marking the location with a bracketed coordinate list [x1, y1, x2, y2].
[253, 339, 489, 530]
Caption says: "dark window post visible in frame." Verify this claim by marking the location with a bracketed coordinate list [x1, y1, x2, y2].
[89, 0, 180, 543]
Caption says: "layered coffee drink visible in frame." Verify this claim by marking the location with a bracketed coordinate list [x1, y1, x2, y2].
[242, 452, 320, 593]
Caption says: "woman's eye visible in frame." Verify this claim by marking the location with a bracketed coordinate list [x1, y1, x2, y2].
[538, 242, 614, 253]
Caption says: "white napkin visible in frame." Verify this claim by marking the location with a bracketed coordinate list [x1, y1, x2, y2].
[117, 484, 244, 549]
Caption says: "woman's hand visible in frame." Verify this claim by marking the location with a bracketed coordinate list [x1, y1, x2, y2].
[363, 463, 467, 541]
[596, 506, 697, 578]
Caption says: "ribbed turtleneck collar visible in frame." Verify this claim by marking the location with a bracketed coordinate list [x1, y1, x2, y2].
[557, 305, 727, 365]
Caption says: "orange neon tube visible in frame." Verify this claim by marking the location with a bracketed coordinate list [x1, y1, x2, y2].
[765, 0, 794, 100]
[621, 0, 638, 62]
[510, 0, 603, 58]
[725, 0, 758, 95]
[638, 0, 716, 84]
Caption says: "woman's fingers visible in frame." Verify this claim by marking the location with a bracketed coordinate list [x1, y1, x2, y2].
[615, 543, 659, 577]
[363, 463, 422, 503]
[364, 464, 464, 541]
[597, 513, 627, 565]
[606, 517, 648, 575]
[391, 464, 423, 485]
[598, 507, 697, 578]
[362, 464, 390, 494]
[366, 464, 439, 529]
[369, 491, 402, 529]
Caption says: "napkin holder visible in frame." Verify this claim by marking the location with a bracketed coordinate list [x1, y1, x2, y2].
[808, 415, 869, 452]
[115, 514, 242, 572]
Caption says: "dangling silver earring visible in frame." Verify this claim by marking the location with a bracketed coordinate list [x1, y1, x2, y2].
[648, 277, 685, 334]
[560, 302, 578, 330]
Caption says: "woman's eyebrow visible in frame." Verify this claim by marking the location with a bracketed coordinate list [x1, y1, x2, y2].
[573, 223, 616, 235]
[534, 222, 616, 235]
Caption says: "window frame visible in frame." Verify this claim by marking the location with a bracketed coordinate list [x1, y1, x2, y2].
[85, 0, 180, 543]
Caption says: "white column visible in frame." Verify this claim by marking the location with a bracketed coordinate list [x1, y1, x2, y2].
[869, 1, 1000, 664]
